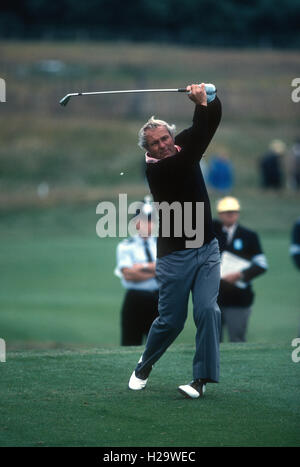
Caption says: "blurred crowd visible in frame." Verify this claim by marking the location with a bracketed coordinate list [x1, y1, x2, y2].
[259, 138, 300, 191]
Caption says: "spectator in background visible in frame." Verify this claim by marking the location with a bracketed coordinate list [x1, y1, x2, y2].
[213, 196, 268, 342]
[259, 139, 286, 189]
[287, 139, 300, 191]
[290, 217, 300, 270]
[290, 218, 300, 337]
[207, 152, 234, 193]
[115, 198, 158, 346]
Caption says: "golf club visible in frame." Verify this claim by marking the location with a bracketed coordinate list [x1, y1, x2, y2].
[59, 83, 217, 106]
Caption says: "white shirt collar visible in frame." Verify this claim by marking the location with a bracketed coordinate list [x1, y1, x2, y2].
[222, 223, 238, 242]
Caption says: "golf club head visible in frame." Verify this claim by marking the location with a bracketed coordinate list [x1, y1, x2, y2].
[59, 94, 72, 106]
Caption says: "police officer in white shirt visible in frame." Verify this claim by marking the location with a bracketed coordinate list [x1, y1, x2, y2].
[115, 199, 159, 345]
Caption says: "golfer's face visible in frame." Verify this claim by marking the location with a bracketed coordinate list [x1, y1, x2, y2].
[145, 126, 176, 159]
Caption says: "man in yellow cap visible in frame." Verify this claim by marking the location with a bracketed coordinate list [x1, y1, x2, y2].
[213, 197, 268, 342]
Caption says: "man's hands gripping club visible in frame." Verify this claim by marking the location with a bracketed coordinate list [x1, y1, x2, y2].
[186, 83, 207, 107]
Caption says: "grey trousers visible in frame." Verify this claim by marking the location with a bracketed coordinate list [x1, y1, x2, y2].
[137, 238, 221, 383]
[221, 306, 252, 342]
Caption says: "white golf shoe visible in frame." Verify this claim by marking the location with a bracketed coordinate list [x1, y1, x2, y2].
[128, 356, 152, 391]
[178, 380, 206, 399]
[128, 371, 149, 390]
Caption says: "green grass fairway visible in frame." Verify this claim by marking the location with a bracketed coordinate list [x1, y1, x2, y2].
[1, 199, 299, 448]
[1, 343, 299, 447]
[0, 206, 299, 348]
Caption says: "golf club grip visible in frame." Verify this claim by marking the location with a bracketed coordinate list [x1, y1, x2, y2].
[178, 84, 217, 94]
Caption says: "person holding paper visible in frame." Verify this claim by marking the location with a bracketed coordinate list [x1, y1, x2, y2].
[212, 196, 268, 342]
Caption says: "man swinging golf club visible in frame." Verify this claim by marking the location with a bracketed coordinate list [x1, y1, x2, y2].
[129, 83, 222, 398]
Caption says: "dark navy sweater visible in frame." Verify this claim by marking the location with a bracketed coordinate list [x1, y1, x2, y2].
[146, 97, 222, 258]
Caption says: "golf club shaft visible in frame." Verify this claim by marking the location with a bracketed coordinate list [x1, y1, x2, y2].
[60, 88, 186, 106]
[59, 84, 216, 106]
[82, 88, 187, 95]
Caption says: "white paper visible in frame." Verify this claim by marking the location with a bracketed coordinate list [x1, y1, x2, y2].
[220, 251, 251, 289]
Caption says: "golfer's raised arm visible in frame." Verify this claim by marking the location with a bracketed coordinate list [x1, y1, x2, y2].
[175, 84, 222, 161]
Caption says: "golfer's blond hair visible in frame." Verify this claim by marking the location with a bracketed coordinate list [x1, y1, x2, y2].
[138, 116, 176, 150]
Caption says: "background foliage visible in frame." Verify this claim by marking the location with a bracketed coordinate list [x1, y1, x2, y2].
[1, 0, 300, 47]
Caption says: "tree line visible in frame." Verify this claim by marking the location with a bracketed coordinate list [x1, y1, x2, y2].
[1, 0, 300, 47]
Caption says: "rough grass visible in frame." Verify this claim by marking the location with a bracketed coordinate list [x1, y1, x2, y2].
[0, 41, 299, 196]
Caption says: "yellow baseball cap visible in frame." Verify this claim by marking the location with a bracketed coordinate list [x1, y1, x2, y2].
[217, 196, 241, 213]
[269, 139, 286, 155]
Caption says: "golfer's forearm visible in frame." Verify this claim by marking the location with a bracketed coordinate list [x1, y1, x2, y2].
[176, 97, 222, 161]
[193, 97, 222, 153]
